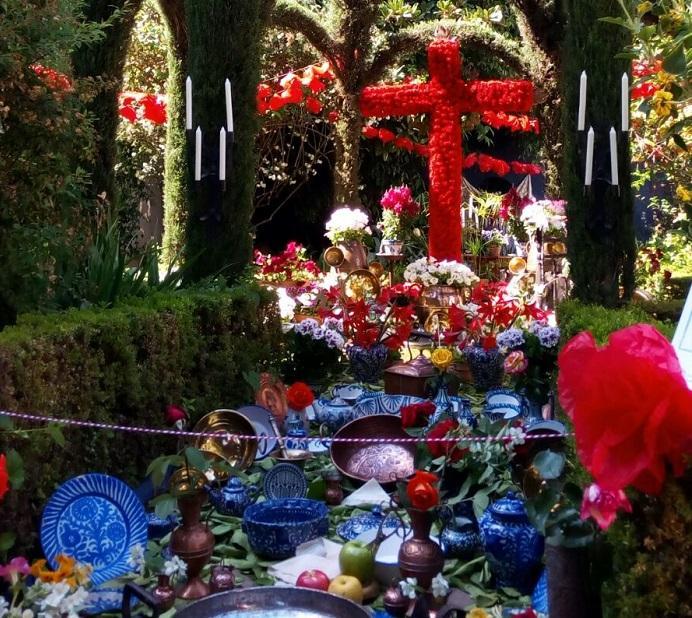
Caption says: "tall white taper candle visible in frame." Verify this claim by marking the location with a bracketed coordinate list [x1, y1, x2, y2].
[195, 126, 202, 181]
[578, 71, 587, 131]
[185, 76, 192, 131]
[585, 126, 594, 186]
[621, 73, 629, 131]
[225, 79, 234, 133]
[219, 127, 226, 181]
[609, 127, 619, 186]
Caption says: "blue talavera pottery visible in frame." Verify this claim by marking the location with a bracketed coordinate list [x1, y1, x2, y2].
[285, 415, 308, 450]
[429, 387, 475, 427]
[531, 568, 549, 614]
[464, 345, 505, 390]
[208, 477, 259, 517]
[479, 492, 544, 594]
[484, 387, 524, 421]
[242, 498, 329, 560]
[440, 516, 482, 560]
[347, 343, 389, 383]
[313, 397, 353, 433]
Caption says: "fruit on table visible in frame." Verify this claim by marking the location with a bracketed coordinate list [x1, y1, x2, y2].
[328, 574, 364, 604]
[338, 540, 375, 584]
[296, 569, 330, 591]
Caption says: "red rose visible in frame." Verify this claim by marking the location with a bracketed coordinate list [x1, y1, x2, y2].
[0, 454, 8, 502]
[287, 382, 315, 411]
[400, 401, 436, 428]
[426, 420, 467, 462]
[165, 405, 188, 427]
[558, 324, 692, 494]
[406, 470, 439, 510]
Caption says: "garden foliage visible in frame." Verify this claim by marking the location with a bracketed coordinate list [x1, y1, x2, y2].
[0, 284, 281, 553]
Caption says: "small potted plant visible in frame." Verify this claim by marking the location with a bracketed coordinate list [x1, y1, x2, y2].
[378, 185, 420, 255]
[482, 229, 506, 258]
[324, 206, 372, 272]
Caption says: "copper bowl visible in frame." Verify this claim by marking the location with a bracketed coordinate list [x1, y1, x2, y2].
[192, 410, 258, 476]
[330, 414, 416, 487]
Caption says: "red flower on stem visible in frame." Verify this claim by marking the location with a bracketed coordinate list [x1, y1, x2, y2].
[406, 470, 440, 510]
[287, 382, 315, 411]
[165, 405, 188, 427]
[426, 419, 467, 462]
[400, 401, 436, 428]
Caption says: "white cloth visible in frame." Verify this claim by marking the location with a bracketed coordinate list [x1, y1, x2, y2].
[341, 478, 390, 507]
[268, 538, 343, 584]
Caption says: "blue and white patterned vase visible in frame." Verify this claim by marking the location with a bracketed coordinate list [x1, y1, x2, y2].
[464, 345, 505, 390]
[313, 397, 353, 433]
[479, 492, 544, 594]
[440, 516, 482, 560]
[285, 426, 308, 451]
[347, 343, 389, 383]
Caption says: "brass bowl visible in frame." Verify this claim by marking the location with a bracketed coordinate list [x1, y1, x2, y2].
[330, 414, 416, 486]
[344, 269, 381, 301]
[324, 246, 345, 267]
[192, 410, 258, 475]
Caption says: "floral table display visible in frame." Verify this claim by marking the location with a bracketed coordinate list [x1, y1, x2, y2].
[325, 207, 372, 273]
[378, 185, 421, 255]
[254, 242, 321, 286]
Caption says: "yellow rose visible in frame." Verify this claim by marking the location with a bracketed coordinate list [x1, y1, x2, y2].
[467, 609, 491, 618]
[676, 185, 692, 202]
[431, 347, 454, 371]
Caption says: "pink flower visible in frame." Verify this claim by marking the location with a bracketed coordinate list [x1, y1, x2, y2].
[165, 405, 188, 427]
[0, 557, 31, 583]
[380, 185, 420, 217]
[580, 483, 632, 530]
[504, 350, 528, 374]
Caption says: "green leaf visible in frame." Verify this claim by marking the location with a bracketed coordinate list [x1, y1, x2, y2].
[46, 423, 66, 447]
[0, 415, 13, 430]
[0, 531, 16, 551]
[211, 523, 233, 535]
[151, 494, 177, 519]
[533, 450, 565, 480]
[242, 370, 261, 392]
[184, 446, 210, 472]
[6, 449, 24, 489]
[672, 133, 687, 152]
[472, 488, 491, 520]
[663, 45, 687, 75]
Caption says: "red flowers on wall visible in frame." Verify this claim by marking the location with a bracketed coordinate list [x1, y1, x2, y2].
[119, 92, 167, 125]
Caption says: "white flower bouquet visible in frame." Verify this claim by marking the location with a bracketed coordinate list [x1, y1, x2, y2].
[520, 199, 567, 234]
[403, 257, 479, 288]
[325, 207, 372, 244]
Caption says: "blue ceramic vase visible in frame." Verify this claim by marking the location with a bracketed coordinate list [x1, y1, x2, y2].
[479, 492, 544, 594]
[464, 345, 504, 390]
[440, 516, 482, 560]
[347, 343, 389, 383]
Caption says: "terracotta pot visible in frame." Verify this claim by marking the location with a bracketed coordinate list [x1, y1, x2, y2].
[170, 490, 215, 599]
[487, 244, 502, 258]
[337, 240, 368, 273]
[398, 508, 445, 590]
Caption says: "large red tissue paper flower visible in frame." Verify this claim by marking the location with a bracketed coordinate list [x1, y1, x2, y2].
[580, 483, 632, 531]
[558, 324, 692, 494]
[0, 454, 8, 502]
[287, 382, 315, 411]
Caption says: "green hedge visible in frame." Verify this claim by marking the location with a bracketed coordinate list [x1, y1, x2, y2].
[0, 283, 281, 554]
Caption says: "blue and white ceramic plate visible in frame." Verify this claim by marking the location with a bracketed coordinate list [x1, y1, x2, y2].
[308, 438, 331, 454]
[40, 473, 147, 587]
[351, 393, 427, 419]
[331, 383, 366, 404]
[263, 463, 308, 500]
[238, 405, 279, 460]
[336, 508, 404, 541]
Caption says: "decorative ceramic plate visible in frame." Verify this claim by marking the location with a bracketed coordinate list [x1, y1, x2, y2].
[40, 473, 148, 587]
[351, 393, 427, 419]
[238, 405, 279, 460]
[263, 463, 308, 500]
[336, 508, 403, 541]
[308, 438, 331, 454]
[192, 409, 258, 474]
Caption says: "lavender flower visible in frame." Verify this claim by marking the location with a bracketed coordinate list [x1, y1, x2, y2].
[496, 328, 525, 350]
[295, 318, 320, 336]
[537, 326, 560, 348]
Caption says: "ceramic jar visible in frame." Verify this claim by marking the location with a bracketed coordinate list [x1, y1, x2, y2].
[323, 468, 344, 506]
[209, 564, 235, 593]
[479, 492, 544, 594]
[398, 508, 445, 590]
[347, 343, 389, 383]
[313, 397, 353, 433]
[464, 345, 505, 390]
[440, 516, 482, 560]
[285, 416, 309, 451]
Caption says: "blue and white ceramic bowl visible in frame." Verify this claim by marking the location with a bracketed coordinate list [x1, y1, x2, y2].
[484, 388, 524, 421]
[331, 383, 366, 404]
[242, 498, 329, 560]
[351, 393, 427, 419]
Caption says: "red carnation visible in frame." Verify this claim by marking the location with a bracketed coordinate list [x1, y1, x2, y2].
[362, 125, 378, 139]
[287, 382, 315, 411]
[558, 324, 692, 494]
[401, 401, 436, 428]
[426, 420, 467, 462]
[394, 136, 414, 152]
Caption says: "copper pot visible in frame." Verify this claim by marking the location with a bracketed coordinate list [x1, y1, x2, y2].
[398, 508, 444, 590]
[152, 574, 176, 611]
[337, 240, 368, 273]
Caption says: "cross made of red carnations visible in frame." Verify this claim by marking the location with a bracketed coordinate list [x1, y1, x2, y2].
[360, 37, 534, 261]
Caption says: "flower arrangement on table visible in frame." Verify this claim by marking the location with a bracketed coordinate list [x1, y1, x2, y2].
[324, 207, 372, 244]
[520, 198, 567, 236]
[253, 241, 321, 285]
[497, 322, 561, 406]
[378, 185, 421, 246]
[481, 228, 507, 252]
[403, 257, 478, 288]
[281, 318, 345, 383]
[0, 554, 92, 618]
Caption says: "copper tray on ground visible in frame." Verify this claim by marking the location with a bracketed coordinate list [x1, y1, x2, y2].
[330, 414, 416, 486]
[192, 410, 258, 475]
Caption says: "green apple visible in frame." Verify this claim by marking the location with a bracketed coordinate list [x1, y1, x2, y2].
[338, 540, 375, 585]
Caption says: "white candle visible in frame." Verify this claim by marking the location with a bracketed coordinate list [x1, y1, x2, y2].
[225, 79, 234, 133]
[621, 72, 629, 131]
[609, 127, 619, 186]
[195, 126, 202, 181]
[186, 76, 192, 131]
[585, 126, 594, 186]
[219, 127, 226, 181]
[578, 71, 587, 131]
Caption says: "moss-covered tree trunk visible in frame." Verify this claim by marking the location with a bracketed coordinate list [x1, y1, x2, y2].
[183, 0, 264, 281]
[333, 90, 363, 203]
[562, 0, 636, 306]
[73, 0, 144, 203]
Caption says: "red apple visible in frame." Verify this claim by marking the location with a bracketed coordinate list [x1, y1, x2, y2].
[296, 569, 331, 591]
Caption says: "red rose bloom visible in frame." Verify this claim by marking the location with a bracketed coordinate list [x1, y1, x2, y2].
[406, 470, 439, 510]
[0, 454, 8, 502]
[286, 382, 315, 411]
[558, 324, 692, 494]
[400, 401, 436, 428]
[165, 405, 188, 426]
[427, 420, 467, 462]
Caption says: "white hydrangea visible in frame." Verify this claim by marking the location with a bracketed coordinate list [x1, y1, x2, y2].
[506, 426, 526, 450]
[127, 543, 145, 573]
[404, 258, 479, 288]
[163, 555, 188, 580]
[520, 199, 567, 233]
[325, 207, 372, 242]
[399, 577, 418, 600]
